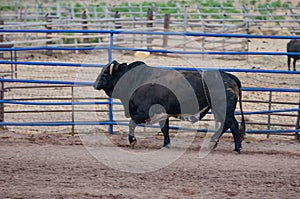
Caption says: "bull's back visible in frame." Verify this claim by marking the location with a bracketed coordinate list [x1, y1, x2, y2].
[181, 70, 241, 92]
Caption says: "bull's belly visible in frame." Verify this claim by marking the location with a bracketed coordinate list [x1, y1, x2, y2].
[144, 105, 210, 124]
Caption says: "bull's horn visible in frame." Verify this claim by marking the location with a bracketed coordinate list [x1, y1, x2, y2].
[109, 63, 114, 75]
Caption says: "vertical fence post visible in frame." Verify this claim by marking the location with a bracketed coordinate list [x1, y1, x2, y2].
[45, 13, 53, 56]
[114, 11, 121, 29]
[267, 91, 272, 138]
[221, 4, 226, 59]
[196, 2, 205, 54]
[19, 5, 23, 22]
[71, 3, 75, 19]
[183, 6, 188, 51]
[242, 4, 250, 62]
[108, 32, 114, 134]
[24, 5, 27, 23]
[0, 80, 4, 125]
[114, 11, 122, 43]
[296, 85, 300, 140]
[163, 14, 170, 48]
[14, 50, 17, 79]
[0, 14, 3, 59]
[57, 0, 61, 20]
[35, 2, 39, 22]
[81, 10, 89, 45]
[71, 86, 75, 135]
[147, 8, 153, 28]
[147, 8, 153, 49]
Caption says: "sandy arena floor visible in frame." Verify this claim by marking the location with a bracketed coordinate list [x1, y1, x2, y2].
[0, 130, 299, 199]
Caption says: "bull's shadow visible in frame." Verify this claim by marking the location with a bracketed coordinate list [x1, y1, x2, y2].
[93, 60, 245, 153]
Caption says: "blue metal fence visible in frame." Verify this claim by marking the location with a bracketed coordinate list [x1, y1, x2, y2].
[0, 73, 299, 134]
[0, 29, 299, 135]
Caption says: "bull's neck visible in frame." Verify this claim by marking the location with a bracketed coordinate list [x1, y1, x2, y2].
[110, 70, 128, 99]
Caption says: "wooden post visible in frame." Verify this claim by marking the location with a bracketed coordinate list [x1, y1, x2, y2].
[81, 10, 89, 44]
[163, 14, 170, 48]
[147, 8, 153, 28]
[0, 80, 4, 123]
[45, 13, 53, 56]
[114, 10, 121, 29]
[147, 8, 153, 49]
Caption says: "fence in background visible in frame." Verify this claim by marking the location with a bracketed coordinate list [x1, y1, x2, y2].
[1, 1, 300, 54]
[0, 29, 299, 139]
[1, 1, 300, 33]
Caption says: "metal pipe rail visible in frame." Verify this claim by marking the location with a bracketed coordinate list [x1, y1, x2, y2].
[2, 29, 300, 39]
[0, 78, 299, 133]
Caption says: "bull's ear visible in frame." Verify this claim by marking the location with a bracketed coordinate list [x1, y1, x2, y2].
[119, 63, 127, 71]
[114, 62, 127, 73]
[108, 61, 126, 75]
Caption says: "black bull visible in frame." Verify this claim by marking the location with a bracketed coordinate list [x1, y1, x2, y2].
[287, 39, 300, 71]
[93, 60, 246, 153]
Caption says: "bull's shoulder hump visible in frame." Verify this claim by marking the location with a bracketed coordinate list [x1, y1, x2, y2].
[127, 61, 147, 69]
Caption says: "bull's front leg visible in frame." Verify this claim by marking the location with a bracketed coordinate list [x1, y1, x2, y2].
[128, 119, 137, 148]
[159, 118, 170, 148]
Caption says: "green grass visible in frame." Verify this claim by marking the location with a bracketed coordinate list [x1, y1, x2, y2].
[1, 5, 15, 12]
[74, 2, 84, 18]
[4, 0, 297, 23]
[62, 33, 81, 44]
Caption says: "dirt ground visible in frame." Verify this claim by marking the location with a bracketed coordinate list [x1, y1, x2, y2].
[0, 129, 299, 199]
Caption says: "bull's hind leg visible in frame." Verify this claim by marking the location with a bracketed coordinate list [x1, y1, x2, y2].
[212, 118, 242, 153]
[210, 123, 230, 150]
[230, 118, 242, 153]
[293, 58, 297, 71]
[159, 118, 170, 148]
[128, 119, 137, 148]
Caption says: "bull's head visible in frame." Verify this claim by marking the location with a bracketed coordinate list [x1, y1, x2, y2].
[93, 60, 127, 97]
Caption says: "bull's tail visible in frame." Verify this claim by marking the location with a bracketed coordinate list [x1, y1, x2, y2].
[238, 87, 246, 140]
[226, 73, 246, 140]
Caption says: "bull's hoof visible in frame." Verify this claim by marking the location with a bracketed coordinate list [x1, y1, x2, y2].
[209, 139, 219, 150]
[128, 135, 137, 149]
[163, 140, 170, 148]
[212, 142, 218, 150]
[234, 144, 242, 154]
[234, 148, 241, 154]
